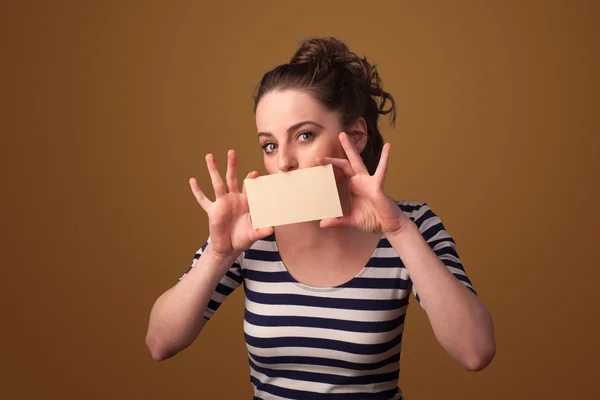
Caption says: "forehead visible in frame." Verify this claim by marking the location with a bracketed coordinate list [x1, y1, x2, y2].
[255, 90, 336, 132]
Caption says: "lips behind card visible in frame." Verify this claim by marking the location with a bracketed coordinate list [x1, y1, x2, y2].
[243, 164, 343, 229]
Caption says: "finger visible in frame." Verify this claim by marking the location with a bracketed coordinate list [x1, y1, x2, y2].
[189, 177, 211, 211]
[242, 170, 259, 196]
[374, 142, 391, 183]
[339, 132, 369, 175]
[245, 212, 273, 241]
[319, 216, 353, 229]
[253, 226, 274, 241]
[226, 149, 239, 193]
[205, 154, 227, 198]
[316, 157, 356, 177]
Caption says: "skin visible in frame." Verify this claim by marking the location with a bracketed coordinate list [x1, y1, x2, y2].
[148, 89, 495, 370]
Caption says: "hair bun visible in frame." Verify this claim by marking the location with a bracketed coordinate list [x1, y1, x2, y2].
[290, 37, 377, 92]
[290, 37, 349, 68]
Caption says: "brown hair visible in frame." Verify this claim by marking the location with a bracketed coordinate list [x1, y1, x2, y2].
[253, 37, 396, 175]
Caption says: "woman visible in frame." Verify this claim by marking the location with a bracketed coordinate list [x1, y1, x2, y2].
[146, 37, 495, 400]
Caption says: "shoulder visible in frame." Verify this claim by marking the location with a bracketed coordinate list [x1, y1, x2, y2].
[394, 200, 448, 233]
[395, 199, 431, 221]
[394, 200, 459, 250]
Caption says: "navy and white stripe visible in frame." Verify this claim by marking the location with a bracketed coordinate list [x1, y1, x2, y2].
[408, 202, 476, 303]
[179, 201, 476, 399]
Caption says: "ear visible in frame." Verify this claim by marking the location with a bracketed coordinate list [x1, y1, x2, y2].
[347, 117, 368, 153]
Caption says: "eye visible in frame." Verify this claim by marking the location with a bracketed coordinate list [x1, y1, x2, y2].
[262, 142, 277, 154]
[297, 131, 314, 142]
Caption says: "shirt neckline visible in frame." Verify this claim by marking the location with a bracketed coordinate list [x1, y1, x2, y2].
[270, 232, 383, 292]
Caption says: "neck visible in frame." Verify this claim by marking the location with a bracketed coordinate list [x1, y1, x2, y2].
[274, 223, 364, 255]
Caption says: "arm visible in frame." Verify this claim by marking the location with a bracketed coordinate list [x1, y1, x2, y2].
[145, 245, 241, 361]
[385, 220, 495, 371]
[145, 150, 273, 361]
[316, 132, 495, 371]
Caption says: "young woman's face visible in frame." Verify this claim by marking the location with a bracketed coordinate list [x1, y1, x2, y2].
[255, 90, 349, 178]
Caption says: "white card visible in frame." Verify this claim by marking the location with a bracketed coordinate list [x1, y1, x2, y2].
[244, 164, 343, 229]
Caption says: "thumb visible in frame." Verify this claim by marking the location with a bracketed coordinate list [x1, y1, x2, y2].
[242, 170, 259, 196]
[253, 226, 274, 240]
[319, 216, 353, 229]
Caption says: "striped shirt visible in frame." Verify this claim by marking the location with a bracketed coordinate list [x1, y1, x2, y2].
[179, 201, 476, 399]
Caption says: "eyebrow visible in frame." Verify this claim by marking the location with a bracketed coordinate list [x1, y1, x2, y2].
[258, 121, 325, 139]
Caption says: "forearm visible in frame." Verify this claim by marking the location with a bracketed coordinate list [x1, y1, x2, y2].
[386, 222, 495, 371]
[145, 244, 240, 361]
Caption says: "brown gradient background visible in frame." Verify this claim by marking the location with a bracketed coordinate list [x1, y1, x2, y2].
[2, 0, 599, 399]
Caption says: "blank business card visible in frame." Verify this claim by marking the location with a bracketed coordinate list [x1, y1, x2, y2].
[244, 164, 343, 229]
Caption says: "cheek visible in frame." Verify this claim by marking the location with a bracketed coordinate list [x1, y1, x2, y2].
[330, 139, 347, 159]
[263, 155, 277, 174]
[314, 137, 346, 160]
[322, 142, 348, 182]
[311, 138, 347, 178]
[333, 167, 346, 182]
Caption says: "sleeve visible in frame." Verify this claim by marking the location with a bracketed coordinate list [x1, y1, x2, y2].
[178, 236, 245, 320]
[409, 203, 477, 305]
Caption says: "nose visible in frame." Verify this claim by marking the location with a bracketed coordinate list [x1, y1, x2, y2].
[277, 145, 298, 172]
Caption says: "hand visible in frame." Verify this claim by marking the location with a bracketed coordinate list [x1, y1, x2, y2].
[189, 150, 273, 259]
[316, 132, 411, 235]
